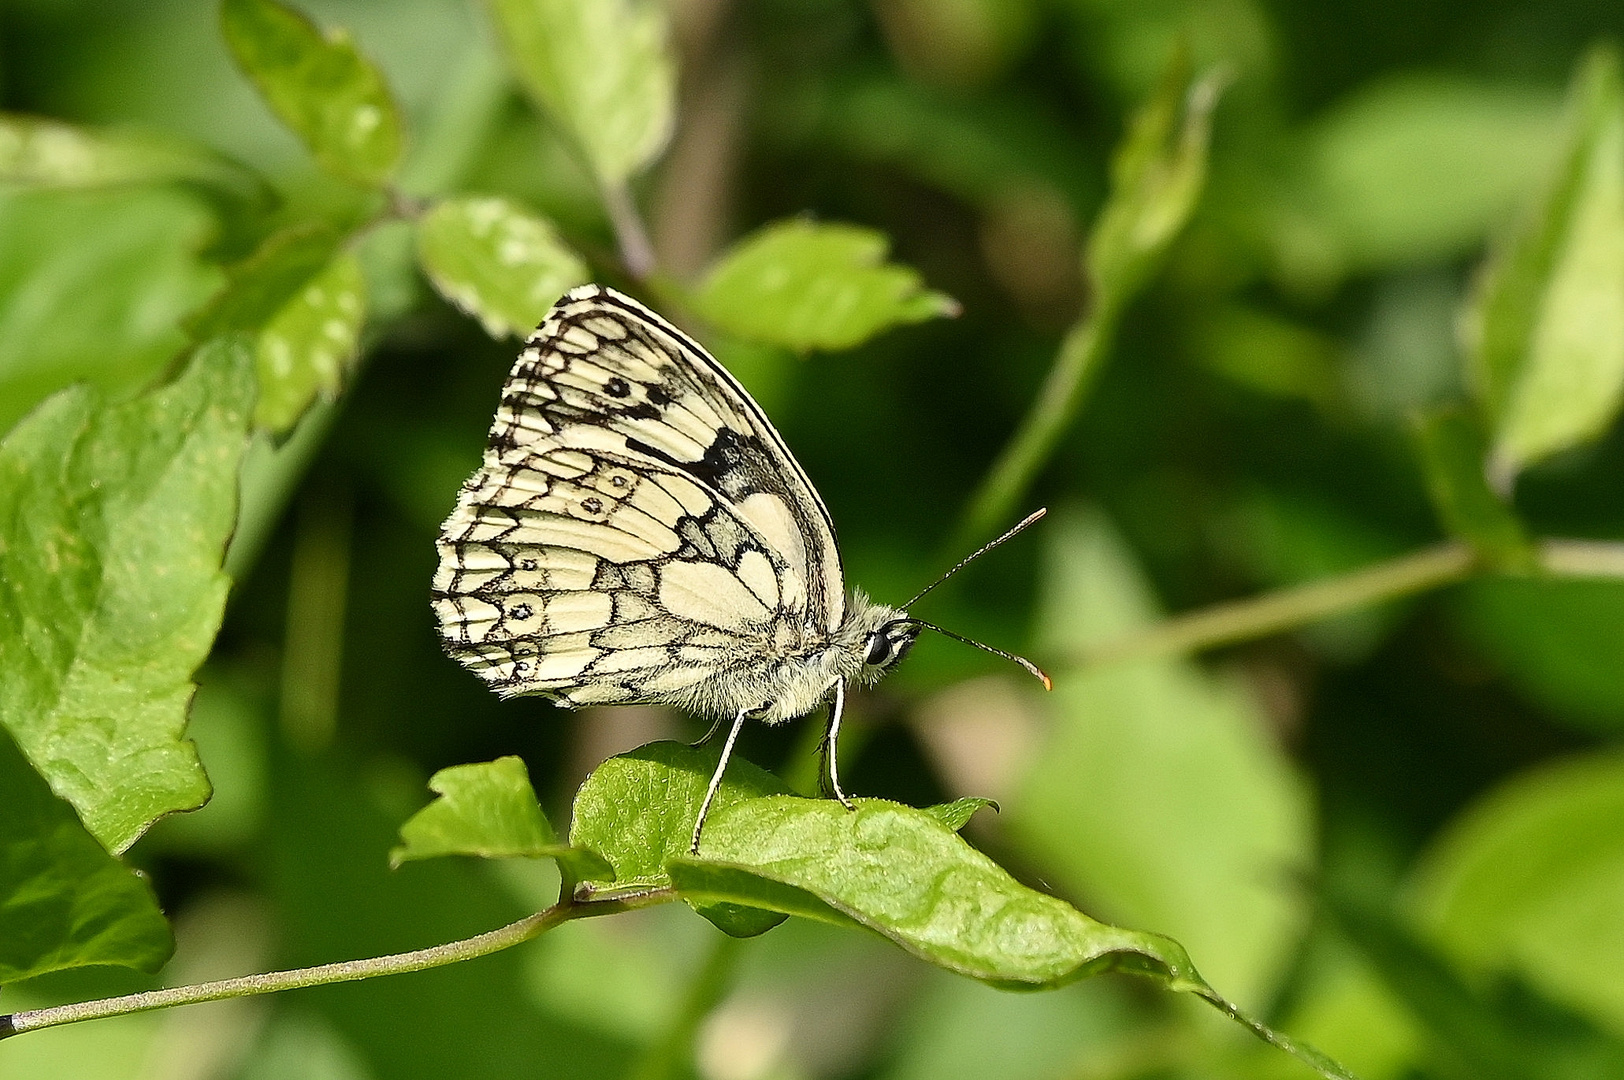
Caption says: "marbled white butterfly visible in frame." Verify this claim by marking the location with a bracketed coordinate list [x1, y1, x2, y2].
[433, 284, 1046, 850]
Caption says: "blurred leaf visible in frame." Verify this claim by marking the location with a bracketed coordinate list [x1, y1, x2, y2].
[1011, 508, 1312, 1007]
[270, 752, 632, 1079]
[922, 797, 998, 832]
[255, 249, 365, 432]
[873, 0, 1038, 90]
[1410, 751, 1624, 1034]
[486, 0, 675, 186]
[1412, 407, 1531, 569]
[1327, 888, 1624, 1080]
[189, 225, 343, 340]
[0, 727, 173, 982]
[1191, 304, 1345, 413]
[1457, 579, 1624, 734]
[1464, 46, 1624, 480]
[415, 195, 587, 339]
[0, 339, 254, 852]
[0, 187, 222, 436]
[221, 0, 404, 188]
[1087, 54, 1220, 310]
[0, 114, 268, 203]
[1292, 77, 1565, 274]
[568, 741, 789, 937]
[391, 757, 609, 883]
[694, 219, 959, 351]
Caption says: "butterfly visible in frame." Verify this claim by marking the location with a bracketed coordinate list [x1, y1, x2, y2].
[433, 284, 1047, 852]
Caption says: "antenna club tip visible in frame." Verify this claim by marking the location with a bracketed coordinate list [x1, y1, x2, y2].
[1040, 672, 1054, 692]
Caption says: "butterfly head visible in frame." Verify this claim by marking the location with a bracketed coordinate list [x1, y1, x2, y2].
[862, 617, 920, 674]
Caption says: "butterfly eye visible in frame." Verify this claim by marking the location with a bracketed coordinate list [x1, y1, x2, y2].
[864, 633, 892, 666]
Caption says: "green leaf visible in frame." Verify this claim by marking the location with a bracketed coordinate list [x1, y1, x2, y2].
[1293, 76, 1565, 274]
[0, 187, 223, 436]
[693, 219, 959, 351]
[1086, 52, 1220, 310]
[221, 0, 403, 188]
[0, 113, 268, 203]
[1410, 750, 1624, 1034]
[254, 249, 365, 432]
[1326, 886, 1624, 1080]
[922, 797, 998, 832]
[1464, 46, 1624, 480]
[415, 196, 588, 339]
[675, 796, 1195, 987]
[1457, 578, 1624, 734]
[568, 741, 791, 936]
[188, 225, 365, 434]
[1412, 406, 1532, 569]
[486, 0, 675, 186]
[0, 339, 254, 852]
[1011, 508, 1313, 1008]
[391, 756, 609, 882]
[670, 798, 1354, 1078]
[0, 726, 173, 982]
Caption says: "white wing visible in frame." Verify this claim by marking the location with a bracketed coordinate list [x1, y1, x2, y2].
[433, 284, 846, 707]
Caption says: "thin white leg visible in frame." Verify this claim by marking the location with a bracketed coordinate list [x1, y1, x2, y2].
[691, 706, 750, 854]
[824, 681, 853, 809]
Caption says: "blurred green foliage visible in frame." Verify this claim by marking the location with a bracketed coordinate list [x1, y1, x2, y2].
[4, 0, 1624, 1078]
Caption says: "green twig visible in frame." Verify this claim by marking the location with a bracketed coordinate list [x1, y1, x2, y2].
[953, 310, 1113, 551]
[0, 890, 675, 1040]
[602, 180, 657, 282]
[1073, 537, 1624, 669]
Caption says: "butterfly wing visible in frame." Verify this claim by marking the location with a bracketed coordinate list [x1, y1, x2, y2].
[433, 284, 846, 709]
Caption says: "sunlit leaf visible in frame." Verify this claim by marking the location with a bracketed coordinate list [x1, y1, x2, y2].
[0, 339, 254, 852]
[391, 756, 609, 882]
[1464, 46, 1624, 480]
[0, 187, 223, 436]
[0, 727, 173, 982]
[486, 0, 675, 186]
[416, 196, 588, 339]
[670, 798, 1353, 1078]
[1412, 406, 1531, 569]
[694, 219, 959, 351]
[1410, 750, 1624, 1034]
[254, 249, 365, 433]
[922, 797, 998, 832]
[221, 0, 403, 187]
[0, 113, 268, 203]
[569, 741, 790, 937]
[1010, 508, 1313, 1007]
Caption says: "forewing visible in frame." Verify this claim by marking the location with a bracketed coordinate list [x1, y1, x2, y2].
[433, 284, 841, 704]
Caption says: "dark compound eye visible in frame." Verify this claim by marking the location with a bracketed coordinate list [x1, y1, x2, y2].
[864, 633, 892, 666]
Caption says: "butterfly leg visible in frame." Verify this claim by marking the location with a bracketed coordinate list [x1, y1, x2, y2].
[690, 713, 727, 748]
[691, 705, 752, 854]
[820, 681, 855, 810]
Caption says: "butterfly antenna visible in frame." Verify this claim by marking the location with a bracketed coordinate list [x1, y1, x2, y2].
[891, 618, 1053, 691]
[904, 508, 1048, 611]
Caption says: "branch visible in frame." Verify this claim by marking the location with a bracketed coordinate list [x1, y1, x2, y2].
[0, 889, 674, 1040]
[1071, 537, 1624, 669]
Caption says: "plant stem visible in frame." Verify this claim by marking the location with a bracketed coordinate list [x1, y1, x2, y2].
[1073, 536, 1624, 669]
[0, 891, 673, 1040]
[602, 180, 658, 282]
[1078, 542, 1475, 667]
[953, 305, 1114, 552]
